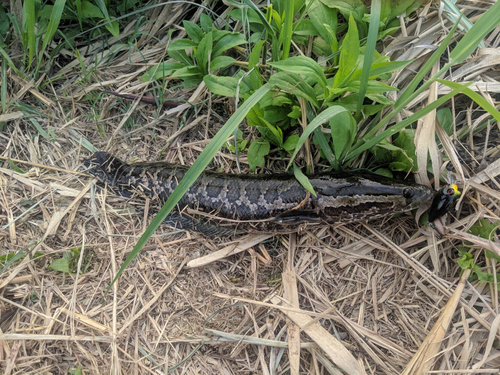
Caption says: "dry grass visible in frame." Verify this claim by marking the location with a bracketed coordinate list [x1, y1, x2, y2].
[1, 1, 500, 374]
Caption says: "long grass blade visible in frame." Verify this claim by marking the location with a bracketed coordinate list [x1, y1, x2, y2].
[356, 0, 380, 117]
[448, 1, 500, 64]
[1, 57, 7, 111]
[436, 79, 500, 123]
[281, 0, 294, 60]
[287, 106, 348, 170]
[38, 0, 67, 69]
[106, 84, 272, 292]
[346, 87, 464, 162]
[394, 18, 461, 109]
[23, 0, 36, 70]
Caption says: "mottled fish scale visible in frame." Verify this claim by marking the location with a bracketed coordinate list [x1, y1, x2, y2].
[84, 152, 438, 228]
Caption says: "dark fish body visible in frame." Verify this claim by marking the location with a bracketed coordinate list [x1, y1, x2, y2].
[84, 152, 438, 229]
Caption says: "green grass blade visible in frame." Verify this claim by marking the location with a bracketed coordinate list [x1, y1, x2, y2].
[436, 79, 500, 123]
[351, 17, 462, 150]
[1, 56, 7, 111]
[346, 86, 465, 162]
[448, 1, 500, 64]
[293, 163, 316, 196]
[28, 117, 50, 139]
[106, 84, 272, 293]
[0, 46, 25, 77]
[287, 106, 349, 170]
[356, 0, 380, 117]
[23, 0, 36, 70]
[281, 0, 294, 60]
[38, 0, 67, 69]
[442, 0, 476, 38]
[394, 17, 461, 109]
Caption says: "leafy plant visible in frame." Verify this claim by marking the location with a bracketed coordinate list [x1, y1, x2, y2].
[142, 14, 246, 90]
[107, 1, 500, 291]
[49, 247, 92, 274]
[458, 220, 500, 289]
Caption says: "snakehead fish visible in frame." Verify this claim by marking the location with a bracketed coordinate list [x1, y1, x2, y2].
[84, 151, 457, 235]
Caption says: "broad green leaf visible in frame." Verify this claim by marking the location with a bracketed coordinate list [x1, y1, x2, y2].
[210, 56, 235, 71]
[213, 29, 233, 42]
[389, 129, 418, 172]
[457, 251, 474, 270]
[269, 56, 327, 88]
[288, 106, 302, 119]
[260, 120, 283, 147]
[237, 0, 274, 34]
[49, 258, 71, 273]
[437, 108, 453, 136]
[319, 0, 366, 22]
[330, 110, 356, 161]
[171, 65, 202, 78]
[372, 141, 402, 164]
[308, 0, 337, 48]
[248, 138, 270, 171]
[269, 72, 319, 108]
[212, 33, 246, 58]
[80, 1, 103, 18]
[486, 250, 500, 263]
[294, 19, 320, 36]
[436, 79, 500, 124]
[333, 13, 359, 88]
[262, 106, 288, 123]
[181, 77, 204, 88]
[183, 20, 204, 43]
[312, 36, 333, 56]
[248, 40, 265, 89]
[105, 22, 119, 39]
[94, 0, 117, 37]
[168, 49, 193, 66]
[259, 92, 293, 108]
[107, 84, 272, 293]
[469, 219, 499, 240]
[283, 134, 299, 151]
[200, 13, 213, 33]
[293, 163, 317, 196]
[473, 266, 497, 285]
[168, 39, 198, 51]
[374, 168, 393, 178]
[247, 104, 266, 127]
[288, 105, 349, 169]
[141, 61, 184, 81]
[196, 33, 216, 75]
[380, 0, 422, 22]
[204, 75, 249, 97]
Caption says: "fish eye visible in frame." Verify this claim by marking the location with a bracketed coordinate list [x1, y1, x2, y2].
[403, 188, 414, 199]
